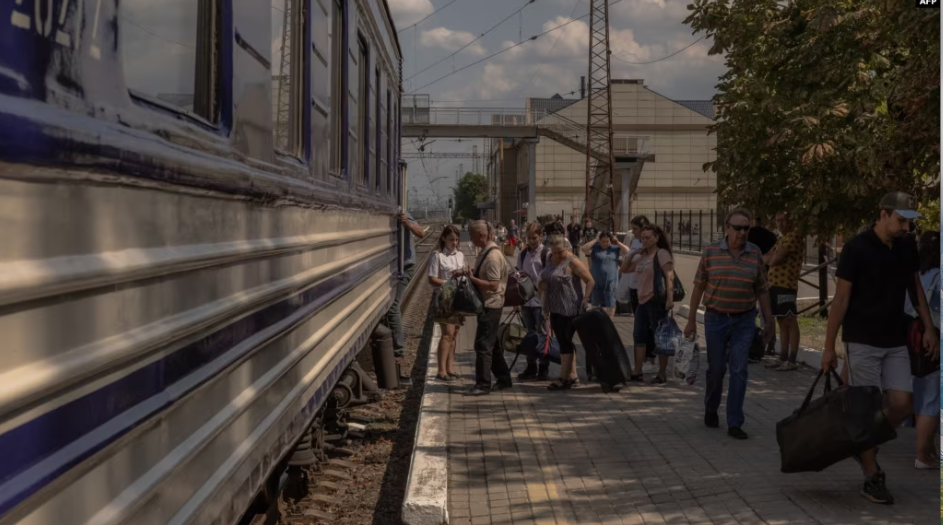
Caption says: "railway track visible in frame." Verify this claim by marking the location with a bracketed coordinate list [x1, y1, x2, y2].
[240, 224, 444, 525]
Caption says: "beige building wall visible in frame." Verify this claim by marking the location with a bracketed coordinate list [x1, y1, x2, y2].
[533, 80, 717, 221]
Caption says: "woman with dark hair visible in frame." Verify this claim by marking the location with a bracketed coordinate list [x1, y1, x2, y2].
[623, 225, 676, 384]
[427, 225, 466, 381]
[904, 230, 940, 469]
[624, 215, 651, 313]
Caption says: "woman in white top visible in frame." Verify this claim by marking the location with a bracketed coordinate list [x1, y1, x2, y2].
[427, 225, 466, 381]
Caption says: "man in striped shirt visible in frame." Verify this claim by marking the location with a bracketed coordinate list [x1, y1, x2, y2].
[684, 209, 773, 440]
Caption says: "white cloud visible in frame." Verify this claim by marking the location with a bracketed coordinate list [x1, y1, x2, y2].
[388, 0, 434, 29]
[420, 27, 486, 56]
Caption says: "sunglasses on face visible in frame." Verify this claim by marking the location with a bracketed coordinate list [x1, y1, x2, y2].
[728, 225, 750, 232]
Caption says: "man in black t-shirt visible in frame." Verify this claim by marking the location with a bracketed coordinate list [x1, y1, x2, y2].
[822, 192, 939, 505]
[747, 216, 778, 255]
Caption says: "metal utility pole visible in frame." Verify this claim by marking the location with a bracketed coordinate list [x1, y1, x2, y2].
[583, 0, 617, 232]
[472, 145, 479, 173]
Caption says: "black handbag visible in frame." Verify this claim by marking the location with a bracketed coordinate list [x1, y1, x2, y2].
[451, 276, 483, 315]
[776, 369, 897, 473]
[652, 250, 686, 303]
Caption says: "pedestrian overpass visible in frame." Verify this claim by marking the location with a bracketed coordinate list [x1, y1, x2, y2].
[401, 107, 652, 227]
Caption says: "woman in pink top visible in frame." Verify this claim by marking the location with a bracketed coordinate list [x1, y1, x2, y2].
[621, 225, 676, 384]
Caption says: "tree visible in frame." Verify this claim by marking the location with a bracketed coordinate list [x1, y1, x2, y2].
[685, 0, 939, 237]
[453, 172, 488, 222]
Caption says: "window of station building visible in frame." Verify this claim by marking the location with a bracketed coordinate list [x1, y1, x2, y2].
[272, 0, 308, 158]
[357, 36, 369, 187]
[329, 0, 346, 177]
[120, 0, 220, 123]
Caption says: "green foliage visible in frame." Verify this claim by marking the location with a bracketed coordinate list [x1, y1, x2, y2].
[453, 172, 488, 222]
[917, 198, 940, 233]
[685, 0, 940, 237]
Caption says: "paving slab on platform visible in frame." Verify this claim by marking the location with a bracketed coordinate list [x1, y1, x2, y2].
[444, 312, 938, 525]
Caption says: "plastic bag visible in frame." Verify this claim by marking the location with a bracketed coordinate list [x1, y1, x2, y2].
[451, 276, 484, 315]
[616, 272, 632, 302]
[673, 335, 699, 385]
[654, 317, 682, 357]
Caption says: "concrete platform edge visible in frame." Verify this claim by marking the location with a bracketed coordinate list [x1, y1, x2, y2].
[401, 323, 450, 525]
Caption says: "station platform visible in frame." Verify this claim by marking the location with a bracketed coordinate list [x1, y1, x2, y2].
[436, 311, 937, 525]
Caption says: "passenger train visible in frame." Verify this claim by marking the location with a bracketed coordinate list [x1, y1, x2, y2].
[0, 0, 404, 523]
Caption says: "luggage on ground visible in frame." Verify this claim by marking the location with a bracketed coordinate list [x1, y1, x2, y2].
[673, 335, 699, 385]
[497, 311, 527, 353]
[504, 271, 536, 307]
[515, 331, 561, 364]
[776, 369, 897, 473]
[654, 317, 682, 357]
[573, 309, 632, 392]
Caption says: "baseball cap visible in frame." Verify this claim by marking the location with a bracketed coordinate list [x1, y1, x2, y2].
[879, 192, 922, 220]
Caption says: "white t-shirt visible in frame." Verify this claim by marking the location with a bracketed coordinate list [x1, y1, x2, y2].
[428, 248, 465, 285]
[625, 238, 643, 289]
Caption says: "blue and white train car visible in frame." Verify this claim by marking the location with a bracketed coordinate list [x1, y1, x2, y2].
[0, 0, 403, 523]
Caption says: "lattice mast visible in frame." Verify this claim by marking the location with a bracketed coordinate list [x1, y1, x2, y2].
[274, 0, 293, 150]
[583, 0, 617, 232]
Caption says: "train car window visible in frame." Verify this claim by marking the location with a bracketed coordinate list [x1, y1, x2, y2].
[272, 0, 308, 158]
[386, 88, 392, 197]
[375, 67, 382, 194]
[357, 36, 369, 187]
[329, 0, 346, 177]
[121, 0, 220, 123]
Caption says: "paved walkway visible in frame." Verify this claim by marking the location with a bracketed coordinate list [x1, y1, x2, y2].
[440, 312, 938, 525]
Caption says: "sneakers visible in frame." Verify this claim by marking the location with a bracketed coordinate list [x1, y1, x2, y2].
[765, 360, 785, 369]
[704, 410, 719, 428]
[915, 459, 939, 469]
[861, 472, 894, 504]
[727, 427, 749, 440]
[517, 368, 539, 381]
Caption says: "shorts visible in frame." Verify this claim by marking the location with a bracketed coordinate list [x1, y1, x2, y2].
[845, 342, 913, 393]
[633, 300, 667, 347]
[591, 284, 616, 308]
[913, 370, 940, 417]
[769, 286, 798, 317]
[550, 313, 578, 355]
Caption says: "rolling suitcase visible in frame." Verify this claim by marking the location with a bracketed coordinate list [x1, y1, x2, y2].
[573, 309, 632, 392]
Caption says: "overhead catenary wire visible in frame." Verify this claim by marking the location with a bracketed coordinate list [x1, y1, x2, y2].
[397, 0, 464, 33]
[405, 0, 537, 82]
[512, 0, 583, 99]
[406, 0, 628, 94]
[611, 36, 705, 65]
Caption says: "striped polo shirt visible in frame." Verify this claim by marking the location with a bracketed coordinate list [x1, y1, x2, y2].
[695, 238, 769, 313]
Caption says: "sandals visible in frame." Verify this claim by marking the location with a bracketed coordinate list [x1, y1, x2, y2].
[436, 374, 455, 382]
[447, 372, 460, 378]
[547, 379, 579, 391]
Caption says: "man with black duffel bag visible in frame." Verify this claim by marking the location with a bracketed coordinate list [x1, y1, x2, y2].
[821, 192, 939, 505]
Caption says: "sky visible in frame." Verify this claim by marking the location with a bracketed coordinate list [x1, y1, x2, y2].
[388, 0, 727, 202]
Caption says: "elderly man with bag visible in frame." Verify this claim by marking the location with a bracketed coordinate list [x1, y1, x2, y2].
[461, 220, 512, 396]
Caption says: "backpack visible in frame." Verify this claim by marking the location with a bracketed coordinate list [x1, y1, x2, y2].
[518, 246, 550, 270]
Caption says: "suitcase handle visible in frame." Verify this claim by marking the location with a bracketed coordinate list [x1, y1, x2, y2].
[799, 368, 845, 413]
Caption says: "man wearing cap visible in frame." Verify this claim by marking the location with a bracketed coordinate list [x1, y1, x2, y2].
[822, 192, 939, 505]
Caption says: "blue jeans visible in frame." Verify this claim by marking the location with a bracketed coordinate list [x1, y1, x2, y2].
[382, 264, 415, 351]
[704, 310, 755, 428]
[520, 306, 544, 334]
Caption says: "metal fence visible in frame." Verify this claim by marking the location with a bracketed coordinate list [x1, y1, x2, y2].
[633, 209, 835, 265]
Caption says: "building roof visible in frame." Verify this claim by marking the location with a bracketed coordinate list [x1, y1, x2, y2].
[673, 100, 715, 120]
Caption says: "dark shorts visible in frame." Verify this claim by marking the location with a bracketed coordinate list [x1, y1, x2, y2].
[769, 286, 798, 317]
